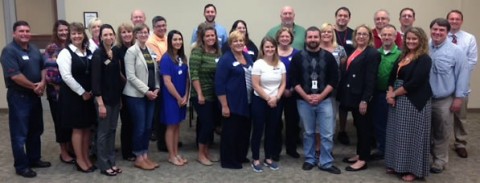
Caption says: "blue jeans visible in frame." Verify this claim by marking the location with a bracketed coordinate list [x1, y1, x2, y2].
[7, 90, 44, 172]
[371, 91, 388, 154]
[126, 96, 155, 156]
[297, 98, 335, 168]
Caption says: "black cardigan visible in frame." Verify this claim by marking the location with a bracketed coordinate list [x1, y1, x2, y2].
[91, 47, 123, 106]
[388, 54, 432, 111]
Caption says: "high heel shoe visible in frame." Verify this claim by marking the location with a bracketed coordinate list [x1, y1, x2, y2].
[345, 163, 368, 171]
[75, 163, 94, 173]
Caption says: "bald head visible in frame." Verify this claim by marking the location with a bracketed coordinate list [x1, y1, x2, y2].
[131, 10, 146, 25]
[280, 6, 295, 26]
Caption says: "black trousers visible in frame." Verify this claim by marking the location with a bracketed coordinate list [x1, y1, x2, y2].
[220, 114, 251, 169]
[120, 95, 134, 159]
[351, 108, 373, 161]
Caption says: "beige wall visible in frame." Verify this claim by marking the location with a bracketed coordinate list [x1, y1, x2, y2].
[16, 0, 55, 35]
[1, 0, 480, 108]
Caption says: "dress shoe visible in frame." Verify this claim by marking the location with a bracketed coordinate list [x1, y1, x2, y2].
[319, 165, 341, 174]
[337, 131, 350, 145]
[16, 168, 37, 178]
[429, 166, 443, 174]
[345, 163, 368, 171]
[59, 155, 76, 164]
[370, 152, 384, 161]
[342, 157, 357, 164]
[30, 160, 51, 168]
[455, 148, 468, 158]
[286, 151, 300, 158]
[302, 162, 315, 171]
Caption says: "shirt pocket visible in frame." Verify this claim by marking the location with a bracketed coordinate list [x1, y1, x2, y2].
[433, 56, 453, 75]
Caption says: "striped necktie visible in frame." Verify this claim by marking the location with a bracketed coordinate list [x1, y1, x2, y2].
[451, 34, 457, 44]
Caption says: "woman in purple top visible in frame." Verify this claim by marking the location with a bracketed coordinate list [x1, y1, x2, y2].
[274, 27, 300, 159]
[160, 30, 190, 166]
[43, 20, 75, 164]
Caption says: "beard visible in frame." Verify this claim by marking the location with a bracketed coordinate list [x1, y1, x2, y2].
[306, 41, 319, 50]
[205, 17, 215, 23]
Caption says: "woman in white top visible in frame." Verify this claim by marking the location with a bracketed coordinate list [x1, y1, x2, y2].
[57, 22, 96, 173]
[250, 36, 286, 173]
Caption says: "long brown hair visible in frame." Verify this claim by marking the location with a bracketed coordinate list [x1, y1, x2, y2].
[259, 36, 280, 66]
[399, 27, 429, 62]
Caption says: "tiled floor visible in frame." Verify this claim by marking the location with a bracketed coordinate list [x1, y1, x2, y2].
[0, 109, 479, 183]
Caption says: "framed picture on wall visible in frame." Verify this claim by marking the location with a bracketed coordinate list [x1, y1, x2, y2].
[83, 12, 98, 28]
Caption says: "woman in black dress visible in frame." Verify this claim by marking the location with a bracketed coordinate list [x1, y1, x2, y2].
[57, 22, 96, 173]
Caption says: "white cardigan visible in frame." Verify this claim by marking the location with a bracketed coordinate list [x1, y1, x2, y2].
[122, 43, 160, 98]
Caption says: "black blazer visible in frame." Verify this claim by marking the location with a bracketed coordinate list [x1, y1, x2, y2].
[388, 54, 432, 111]
[337, 46, 380, 108]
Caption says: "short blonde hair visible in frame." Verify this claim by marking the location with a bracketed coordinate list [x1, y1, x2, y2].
[88, 18, 102, 34]
[228, 30, 245, 46]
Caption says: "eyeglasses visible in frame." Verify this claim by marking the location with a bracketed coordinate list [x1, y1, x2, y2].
[356, 33, 369, 37]
[136, 31, 149, 35]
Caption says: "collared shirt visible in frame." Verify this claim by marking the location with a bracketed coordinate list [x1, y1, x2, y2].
[267, 23, 306, 50]
[57, 44, 91, 95]
[146, 34, 167, 61]
[0, 40, 44, 92]
[191, 23, 228, 46]
[377, 45, 401, 91]
[448, 30, 478, 71]
[429, 40, 469, 98]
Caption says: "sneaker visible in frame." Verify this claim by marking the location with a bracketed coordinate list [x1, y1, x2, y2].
[251, 162, 263, 173]
[263, 160, 279, 170]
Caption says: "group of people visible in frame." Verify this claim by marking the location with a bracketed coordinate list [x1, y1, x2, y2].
[1, 3, 476, 182]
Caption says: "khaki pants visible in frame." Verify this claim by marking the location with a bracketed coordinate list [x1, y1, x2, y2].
[431, 97, 453, 168]
[454, 96, 468, 149]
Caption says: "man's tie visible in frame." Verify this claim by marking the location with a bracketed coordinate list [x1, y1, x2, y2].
[452, 34, 457, 44]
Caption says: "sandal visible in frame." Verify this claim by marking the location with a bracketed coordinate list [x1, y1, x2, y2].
[168, 157, 184, 166]
[401, 173, 416, 182]
[100, 168, 117, 176]
[177, 155, 188, 164]
[111, 166, 122, 174]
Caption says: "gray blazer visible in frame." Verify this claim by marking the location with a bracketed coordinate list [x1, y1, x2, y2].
[122, 43, 160, 98]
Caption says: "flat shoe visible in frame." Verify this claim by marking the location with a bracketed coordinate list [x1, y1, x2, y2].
[345, 164, 368, 171]
[177, 155, 188, 164]
[342, 157, 357, 164]
[111, 166, 122, 173]
[59, 155, 76, 164]
[134, 161, 155, 170]
[197, 159, 213, 166]
[100, 169, 117, 176]
[402, 174, 416, 182]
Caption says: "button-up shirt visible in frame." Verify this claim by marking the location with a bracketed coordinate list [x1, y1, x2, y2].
[429, 40, 469, 98]
[448, 30, 478, 71]
[146, 34, 167, 61]
[377, 45, 401, 91]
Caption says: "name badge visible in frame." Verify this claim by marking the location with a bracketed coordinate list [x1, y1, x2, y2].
[332, 52, 338, 56]
[233, 61, 240, 66]
[104, 59, 111, 65]
[248, 50, 254, 55]
[346, 40, 353, 45]
[215, 58, 219, 63]
[151, 53, 157, 60]
[312, 80, 318, 90]
[178, 70, 183, 75]
[87, 55, 93, 60]
[22, 55, 29, 60]
[288, 56, 292, 61]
